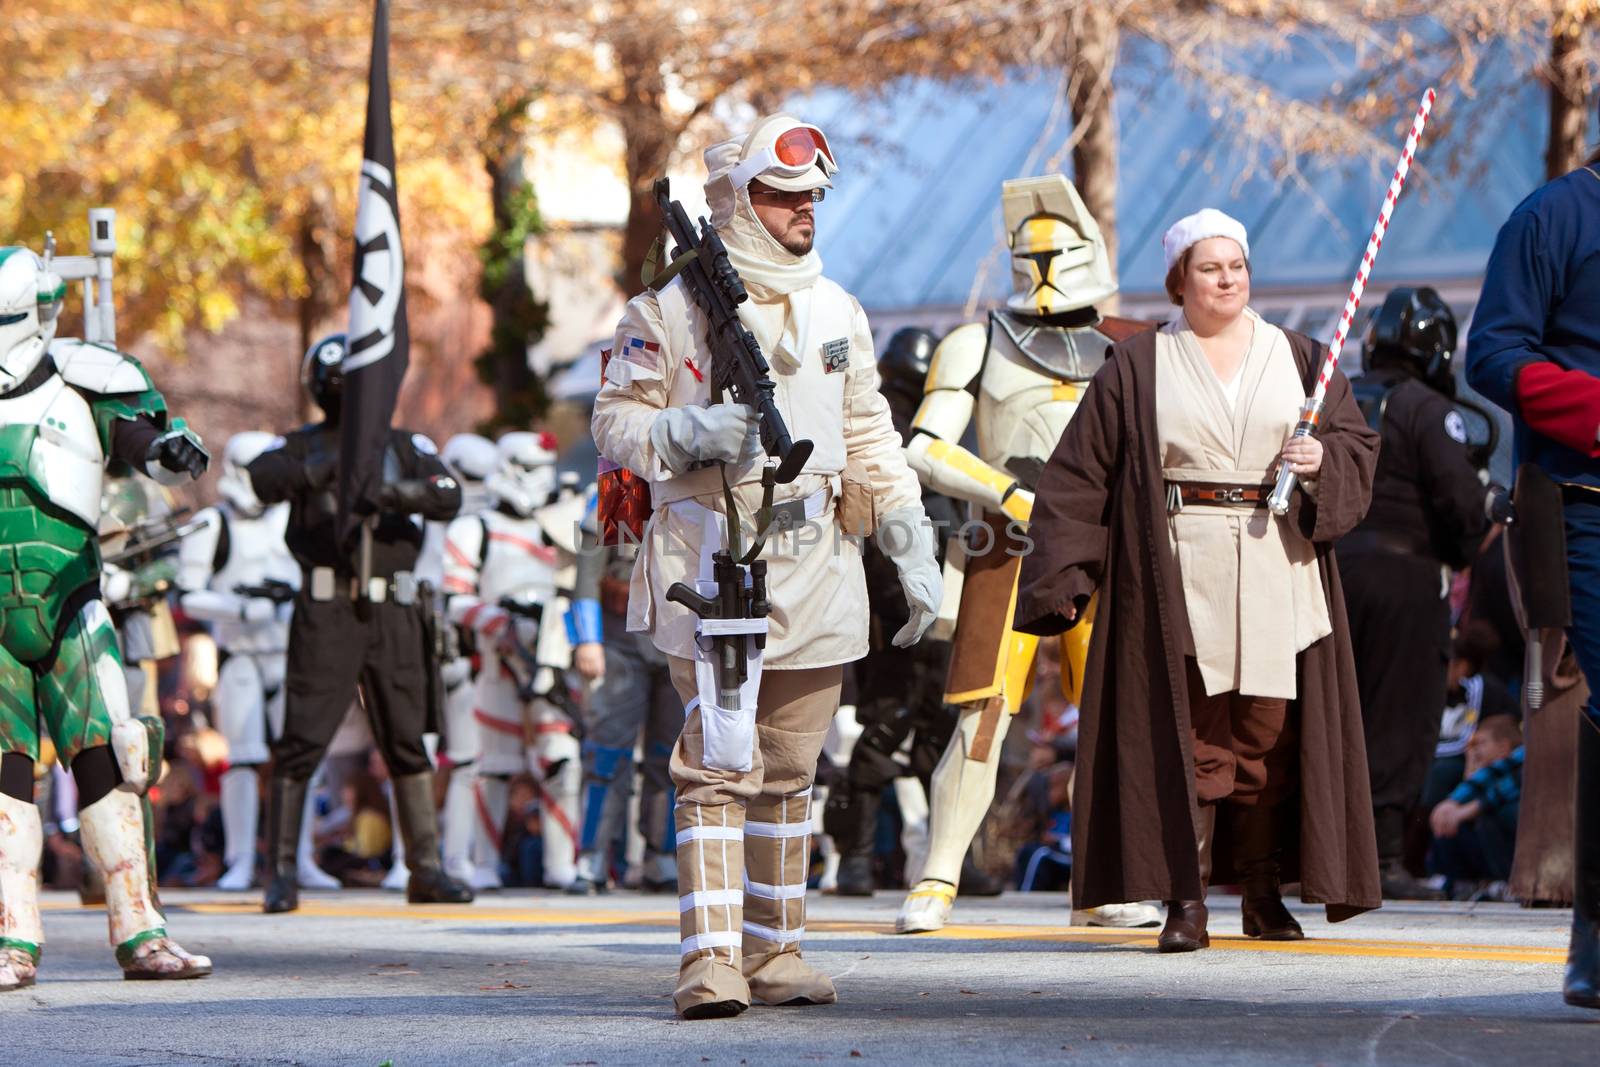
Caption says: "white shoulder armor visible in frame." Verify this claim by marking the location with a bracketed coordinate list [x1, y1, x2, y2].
[535, 492, 588, 556]
[925, 323, 987, 393]
[51, 339, 153, 396]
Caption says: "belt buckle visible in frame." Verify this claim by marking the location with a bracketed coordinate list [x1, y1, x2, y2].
[1220, 487, 1245, 504]
[767, 498, 808, 533]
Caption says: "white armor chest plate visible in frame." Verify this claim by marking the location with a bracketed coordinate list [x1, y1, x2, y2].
[205, 502, 296, 654]
[974, 317, 1111, 475]
[476, 510, 560, 603]
[0, 372, 106, 526]
[212, 503, 298, 592]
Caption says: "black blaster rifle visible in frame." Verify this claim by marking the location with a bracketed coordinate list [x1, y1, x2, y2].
[101, 509, 205, 569]
[232, 578, 297, 604]
[651, 178, 813, 485]
[652, 178, 801, 723]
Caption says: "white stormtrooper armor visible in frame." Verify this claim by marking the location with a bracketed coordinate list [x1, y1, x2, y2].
[178, 432, 338, 892]
[897, 176, 1159, 934]
[426, 433, 501, 884]
[441, 431, 581, 889]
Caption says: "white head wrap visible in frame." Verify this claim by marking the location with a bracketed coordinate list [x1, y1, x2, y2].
[1162, 208, 1250, 271]
[703, 126, 824, 299]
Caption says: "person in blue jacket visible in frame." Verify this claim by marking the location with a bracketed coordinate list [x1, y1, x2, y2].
[1465, 150, 1600, 1010]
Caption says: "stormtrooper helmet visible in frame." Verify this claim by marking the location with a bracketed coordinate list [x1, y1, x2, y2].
[0, 247, 65, 390]
[441, 433, 499, 486]
[1002, 175, 1117, 317]
[218, 431, 282, 516]
[488, 431, 559, 517]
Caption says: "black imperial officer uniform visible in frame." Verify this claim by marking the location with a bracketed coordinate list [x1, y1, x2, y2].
[1335, 288, 1490, 899]
[822, 328, 998, 897]
[246, 334, 472, 912]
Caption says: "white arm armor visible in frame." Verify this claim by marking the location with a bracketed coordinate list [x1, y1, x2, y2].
[903, 324, 1033, 523]
[176, 509, 249, 623]
[442, 514, 507, 636]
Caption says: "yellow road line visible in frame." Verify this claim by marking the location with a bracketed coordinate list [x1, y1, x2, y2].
[43, 898, 1564, 965]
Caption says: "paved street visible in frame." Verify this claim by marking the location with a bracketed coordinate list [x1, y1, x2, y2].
[10, 888, 1598, 1066]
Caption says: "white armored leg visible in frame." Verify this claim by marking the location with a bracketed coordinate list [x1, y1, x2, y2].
[896, 702, 1011, 933]
[296, 773, 341, 890]
[216, 767, 259, 891]
[0, 792, 43, 990]
[381, 782, 410, 891]
[532, 717, 581, 889]
[439, 665, 481, 883]
[214, 654, 268, 892]
[78, 790, 210, 979]
[472, 775, 508, 890]
[895, 776, 931, 885]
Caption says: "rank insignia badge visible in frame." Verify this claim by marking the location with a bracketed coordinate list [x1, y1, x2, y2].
[821, 337, 850, 374]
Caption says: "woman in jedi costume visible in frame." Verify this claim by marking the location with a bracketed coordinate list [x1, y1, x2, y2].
[1014, 209, 1382, 951]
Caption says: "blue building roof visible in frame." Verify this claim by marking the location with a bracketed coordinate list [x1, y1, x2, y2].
[808, 40, 1557, 312]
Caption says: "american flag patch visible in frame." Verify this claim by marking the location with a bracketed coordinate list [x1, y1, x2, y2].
[617, 335, 661, 371]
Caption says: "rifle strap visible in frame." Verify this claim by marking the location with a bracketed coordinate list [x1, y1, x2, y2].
[645, 242, 699, 292]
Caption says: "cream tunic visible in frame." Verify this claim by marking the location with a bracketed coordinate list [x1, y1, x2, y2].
[591, 274, 923, 669]
[1155, 310, 1331, 699]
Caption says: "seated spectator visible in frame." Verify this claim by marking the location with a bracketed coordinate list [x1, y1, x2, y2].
[1428, 715, 1524, 897]
[1008, 752, 1073, 893]
[315, 771, 393, 885]
[1424, 623, 1519, 813]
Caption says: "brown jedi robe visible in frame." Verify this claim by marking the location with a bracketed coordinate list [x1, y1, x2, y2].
[1014, 324, 1381, 920]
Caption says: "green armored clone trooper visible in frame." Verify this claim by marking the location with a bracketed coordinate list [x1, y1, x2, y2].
[0, 244, 211, 990]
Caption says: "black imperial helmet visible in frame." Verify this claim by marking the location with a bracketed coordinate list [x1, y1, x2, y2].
[1365, 287, 1459, 395]
[301, 332, 348, 419]
[878, 327, 939, 408]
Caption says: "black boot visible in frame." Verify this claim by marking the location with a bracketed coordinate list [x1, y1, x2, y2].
[1231, 801, 1304, 941]
[823, 781, 879, 896]
[392, 772, 473, 905]
[836, 854, 875, 897]
[262, 778, 303, 914]
[958, 850, 1006, 897]
[1565, 713, 1600, 1009]
[1160, 804, 1213, 953]
[1375, 806, 1444, 900]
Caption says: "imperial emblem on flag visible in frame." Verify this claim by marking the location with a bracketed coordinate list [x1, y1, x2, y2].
[618, 335, 661, 371]
[345, 158, 404, 373]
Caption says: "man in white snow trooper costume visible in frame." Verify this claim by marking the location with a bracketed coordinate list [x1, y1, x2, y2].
[592, 114, 940, 1019]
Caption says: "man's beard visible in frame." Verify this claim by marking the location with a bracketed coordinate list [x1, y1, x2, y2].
[779, 218, 814, 255]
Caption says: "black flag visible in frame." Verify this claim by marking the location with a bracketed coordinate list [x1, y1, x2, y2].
[338, 0, 407, 544]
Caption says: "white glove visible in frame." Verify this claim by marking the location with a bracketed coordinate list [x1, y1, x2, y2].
[876, 506, 943, 648]
[650, 403, 759, 473]
[241, 598, 277, 624]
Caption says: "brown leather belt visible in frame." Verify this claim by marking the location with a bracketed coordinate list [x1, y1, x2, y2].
[1172, 483, 1270, 508]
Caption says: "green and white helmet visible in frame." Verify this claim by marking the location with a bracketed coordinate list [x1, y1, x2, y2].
[0, 247, 66, 389]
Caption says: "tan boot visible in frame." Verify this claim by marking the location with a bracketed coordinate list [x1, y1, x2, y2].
[0, 793, 43, 990]
[674, 801, 750, 1019]
[742, 788, 836, 1006]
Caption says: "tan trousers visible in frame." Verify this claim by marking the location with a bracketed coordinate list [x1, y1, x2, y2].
[668, 656, 842, 1011]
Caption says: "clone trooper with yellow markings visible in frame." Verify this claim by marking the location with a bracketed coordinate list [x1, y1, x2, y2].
[441, 431, 582, 890]
[895, 175, 1159, 934]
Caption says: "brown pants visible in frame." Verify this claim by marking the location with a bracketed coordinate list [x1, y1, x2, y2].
[1187, 659, 1297, 807]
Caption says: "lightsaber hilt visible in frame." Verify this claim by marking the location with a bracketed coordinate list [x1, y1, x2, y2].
[1524, 631, 1545, 713]
[1267, 88, 1435, 518]
[1267, 398, 1324, 515]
